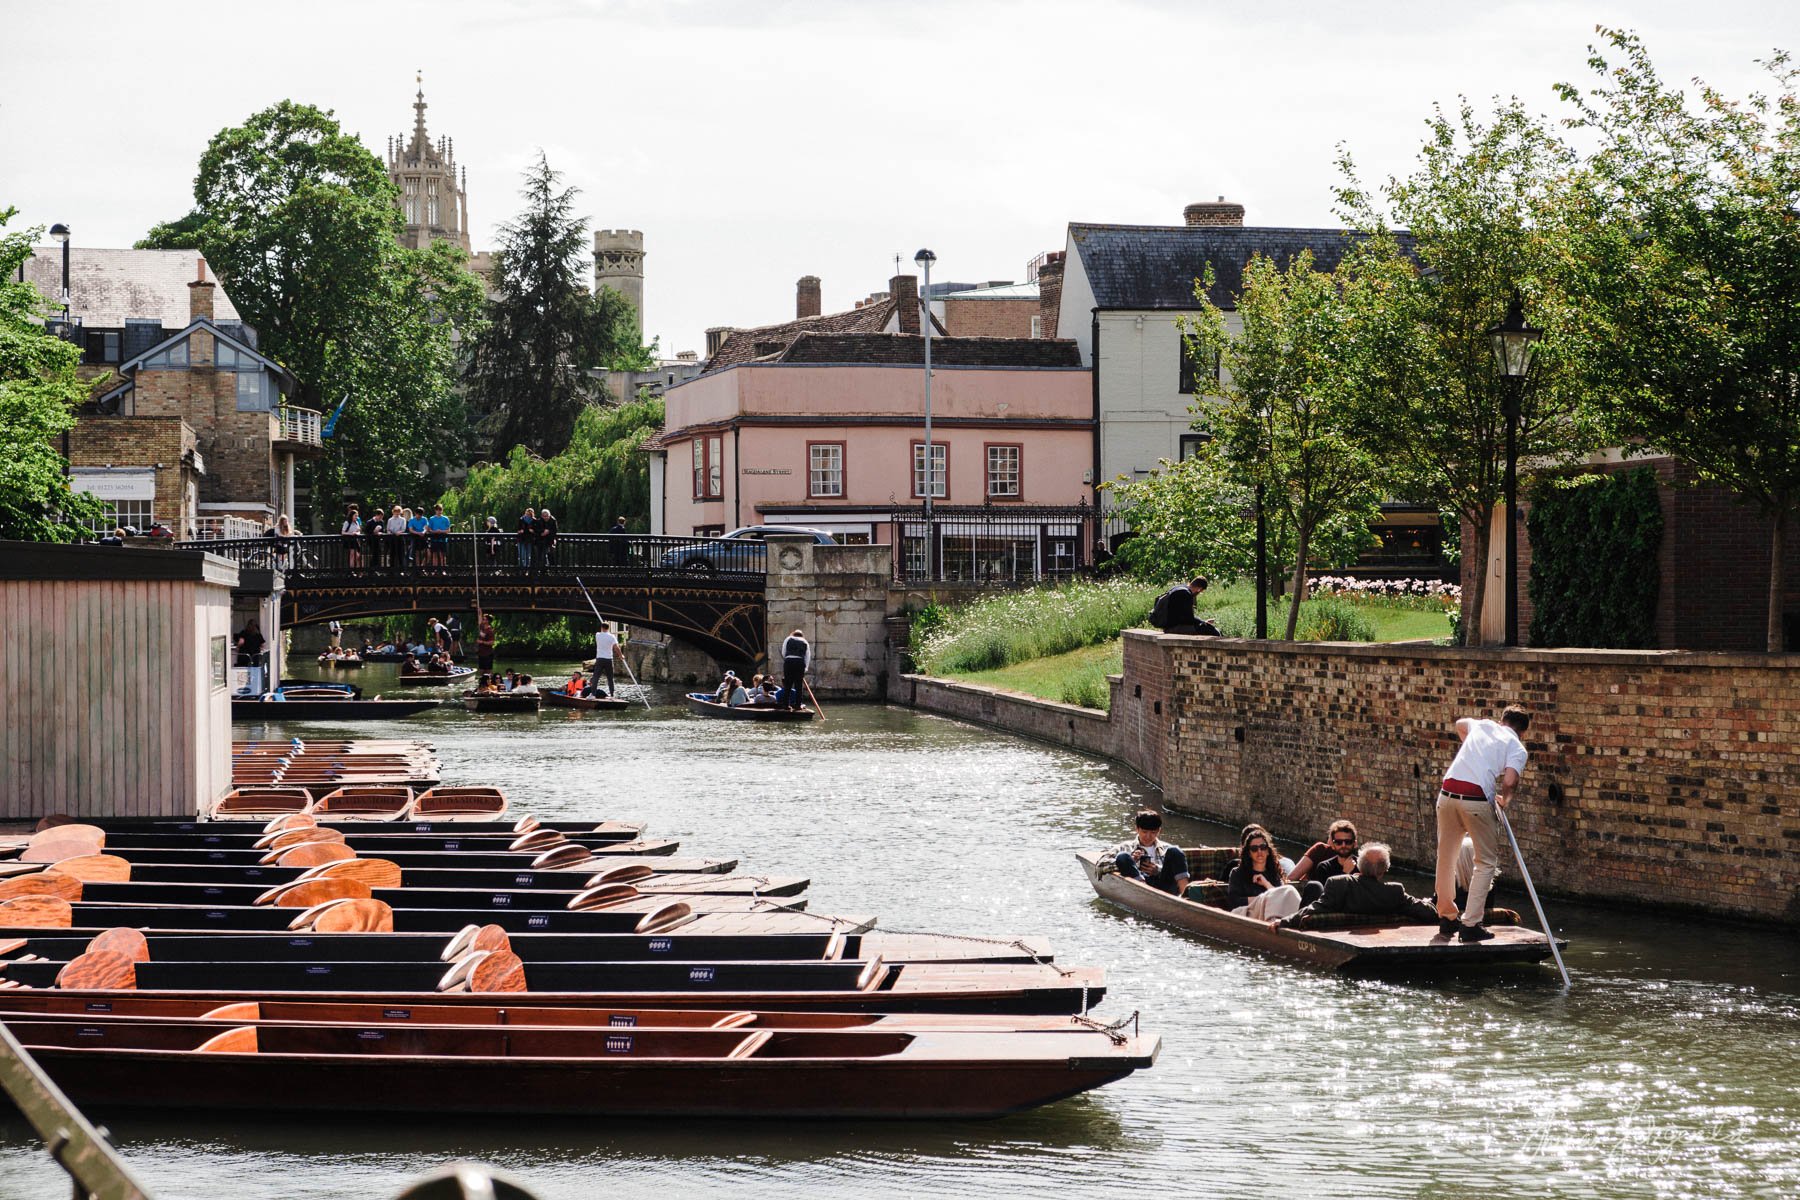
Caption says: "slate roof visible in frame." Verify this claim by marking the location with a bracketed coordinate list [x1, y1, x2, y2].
[22, 247, 242, 326]
[777, 332, 1079, 369]
[1068, 223, 1405, 311]
[702, 300, 898, 373]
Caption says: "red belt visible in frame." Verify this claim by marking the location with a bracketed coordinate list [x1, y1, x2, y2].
[1439, 778, 1487, 800]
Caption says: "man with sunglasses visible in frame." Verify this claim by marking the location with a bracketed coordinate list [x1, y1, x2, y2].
[1286, 819, 1361, 905]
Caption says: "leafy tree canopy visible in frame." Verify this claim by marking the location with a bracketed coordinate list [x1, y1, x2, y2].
[465, 153, 653, 458]
[440, 394, 664, 534]
[1333, 97, 1600, 638]
[150, 101, 484, 519]
[0, 207, 103, 541]
[1555, 28, 1800, 649]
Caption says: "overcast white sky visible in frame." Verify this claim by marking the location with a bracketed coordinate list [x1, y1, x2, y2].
[2, 1, 1791, 354]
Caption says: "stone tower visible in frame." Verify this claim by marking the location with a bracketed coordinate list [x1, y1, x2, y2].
[594, 229, 644, 328]
[386, 74, 471, 253]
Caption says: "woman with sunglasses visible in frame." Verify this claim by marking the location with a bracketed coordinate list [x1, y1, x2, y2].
[1227, 825, 1304, 921]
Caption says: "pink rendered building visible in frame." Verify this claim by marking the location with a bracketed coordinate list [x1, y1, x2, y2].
[645, 328, 1094, 575]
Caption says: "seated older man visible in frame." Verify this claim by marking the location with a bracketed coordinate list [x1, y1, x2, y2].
[1270, 843, 1439, 931]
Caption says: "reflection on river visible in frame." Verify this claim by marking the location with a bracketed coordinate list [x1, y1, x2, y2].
[2, 664, 1796, 1199]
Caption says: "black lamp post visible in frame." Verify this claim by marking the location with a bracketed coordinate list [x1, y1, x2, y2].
[1486, 292, 1541, 646]
[913, 247, 937, 523]
[48, 223, 72, 330]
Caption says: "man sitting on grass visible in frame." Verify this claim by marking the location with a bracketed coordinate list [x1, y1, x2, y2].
[1112, 810, 1190, 896]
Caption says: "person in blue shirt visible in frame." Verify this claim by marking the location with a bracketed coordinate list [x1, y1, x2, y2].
[406, 509, 429, 572]
[516, 508, 537, 571]
[427, 503, 452, 570]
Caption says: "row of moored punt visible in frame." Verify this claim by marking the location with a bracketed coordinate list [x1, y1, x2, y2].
[0, 749, 1156, 1119]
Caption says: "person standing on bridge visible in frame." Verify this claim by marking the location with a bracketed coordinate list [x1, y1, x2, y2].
[590, 620, 620, 697]
[428, 504, 452, 571]
[341, 505, 362, 569]
[779, 628, 810, 710]
[364, 505, 385, 571]
[608, 516, 629, 567]
[537, 508, 559, 570]
[516, 508, 536, 572]
[387, 506, 408, 569]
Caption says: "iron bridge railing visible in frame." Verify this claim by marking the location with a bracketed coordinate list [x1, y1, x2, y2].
[185, 532, 769, 582]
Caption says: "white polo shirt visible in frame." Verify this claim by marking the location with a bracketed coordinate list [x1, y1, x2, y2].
[1443, 718, 1529, 800]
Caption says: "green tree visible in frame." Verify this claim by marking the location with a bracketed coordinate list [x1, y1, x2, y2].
[0, 208, 103, 541]
[1101, 450, 1376, 593]
[150, 101, 482, 516]
[466, 153, 651, 458]
[134, 210, 207, 250]
[1184, 252, 1382, 638]
[440, 394, 664, 533]
[1555, 30, 1800, 650]
[1335, 99, 1597, 642]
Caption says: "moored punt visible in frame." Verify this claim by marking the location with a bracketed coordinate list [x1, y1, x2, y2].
[0, 995, 1088, 1031]
[61, 827, 644, 852]
[684, 693, 815, 722]
[232, 697, 442, 722]
[311, 786, 414, 821]
[66, 817, 643, 838]
[461, 692, 542, 714]
[0, 929, 1049, 966]
[14, 853, 734, 892]
[542, 691, 633, 712]
[398, 666, 476, 686]
[411, 787, 508, 820]
[212, 788, 313, 819]
[1075, 849, 1563, 971]
[79, 840, 681, 868]
[3, 1017, 1154, 1118]
[7, 958, 1103, 1013]
[0, 894, 818, 936]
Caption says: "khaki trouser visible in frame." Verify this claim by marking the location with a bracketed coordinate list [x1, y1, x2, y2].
[1436, 793, 1500, 924]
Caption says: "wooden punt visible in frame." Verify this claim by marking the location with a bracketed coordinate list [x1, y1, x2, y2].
[69, 829, 643, 853]
[2, 1018, 1154, 1118]
[0, 894, 818, 936]
[75, 818, 644, 839]
[210, 788, 313, 820]
[411, 788, 508, 820]
[461, 692, 542, 714]
[232, 697, 442, 722]
[85, 840, 682, 869]
[542, 691, 633, 712]
[28, 957, 1101, 1014]
[684, 693, 815, 722]
[0, 995, 1091, 1032]
[17, 873, 807, 912]
[0, 928, 1047, 966]
[1075, 849, 1563, 971]
[398, 667, 475, 686]
[314, 655, 364, 668]
[6, 956, 1102, 1013]
[311, 787, 414, 821]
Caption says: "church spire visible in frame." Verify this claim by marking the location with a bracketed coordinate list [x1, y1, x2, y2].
[411, 69, 429, 153]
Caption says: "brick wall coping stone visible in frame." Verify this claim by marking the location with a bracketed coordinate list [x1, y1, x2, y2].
[1122, 628, 1800, 671]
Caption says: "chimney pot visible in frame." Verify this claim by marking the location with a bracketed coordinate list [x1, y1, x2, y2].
[796, 274, 822, 319]
[1184, 199, 1245, 227]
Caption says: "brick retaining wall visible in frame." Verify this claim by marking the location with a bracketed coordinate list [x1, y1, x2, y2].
[901, 633, 1800, 925]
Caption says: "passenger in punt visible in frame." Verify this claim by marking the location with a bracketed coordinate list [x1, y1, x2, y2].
[563, 673, 586, 697]
[724, 676, 751, 707]
[513, 673, 540, 696]
[1271, 843, 1440, 930]
[473, 674, 498, 695]
[1285, 819, 1361, 905]
[1227, 826, 1304, 922]
[712, 671, 741, 702]
[1112, 810, 1190, 896]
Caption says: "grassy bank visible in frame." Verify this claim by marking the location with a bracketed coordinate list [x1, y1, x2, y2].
[918, 578, 1457, 711]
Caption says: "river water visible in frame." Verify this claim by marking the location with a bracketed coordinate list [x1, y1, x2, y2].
[2, 662, 1797, 1199]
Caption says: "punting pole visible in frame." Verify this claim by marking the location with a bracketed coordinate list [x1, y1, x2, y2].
[470, 519, 482, 638]
[1497, 804, 1571, 990]
[804, 676, 827, 722]
[575, 575, 651, 710]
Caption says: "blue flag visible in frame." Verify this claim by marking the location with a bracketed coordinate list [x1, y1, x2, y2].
[321, 393, 351, 438]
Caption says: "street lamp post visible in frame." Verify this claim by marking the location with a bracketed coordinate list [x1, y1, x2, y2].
[914, 248, 936, 524]
[48, 223, 71, 328]
[1486, 292, 1541, 647]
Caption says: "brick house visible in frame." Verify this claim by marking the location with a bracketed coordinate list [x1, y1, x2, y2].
[23, 248, 316, 536]
[647, 272, 1094, 578]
